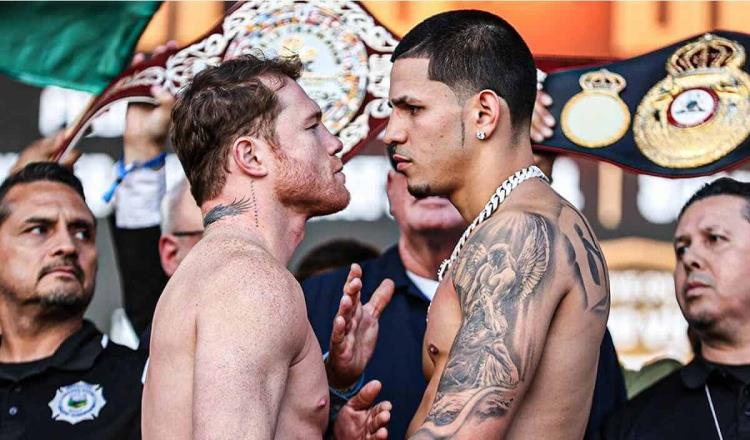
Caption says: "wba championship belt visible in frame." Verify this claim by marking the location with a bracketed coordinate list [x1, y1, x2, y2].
[54, 0, 398, 164]
[539, 31, 750, 177]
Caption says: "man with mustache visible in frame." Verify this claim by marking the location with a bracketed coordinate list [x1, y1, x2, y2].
[602, 177, 750, 440]
[0, 163, 145, 439]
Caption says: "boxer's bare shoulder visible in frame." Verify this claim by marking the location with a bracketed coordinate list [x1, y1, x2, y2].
[411, 185, 609, 439]
[144, 229, 319, 439]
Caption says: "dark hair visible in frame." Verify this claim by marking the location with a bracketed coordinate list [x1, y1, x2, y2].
[171, 54, 303, 205]
[295, 239, 380, 282]
[0, 162, 86, 225]
[678, 177, 750, 221]
[392, 10, 537, 137]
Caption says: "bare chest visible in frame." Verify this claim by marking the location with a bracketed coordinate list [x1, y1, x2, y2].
[423, 278, 462, 380]
[276, 327, 330, 437]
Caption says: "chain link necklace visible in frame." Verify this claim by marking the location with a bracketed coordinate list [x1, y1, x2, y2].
[437, 165, 549, 281]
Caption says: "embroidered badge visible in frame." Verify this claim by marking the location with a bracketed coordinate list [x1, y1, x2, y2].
[48, 381, 107, 425]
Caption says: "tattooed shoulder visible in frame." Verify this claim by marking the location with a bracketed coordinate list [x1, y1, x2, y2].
[419, 211, 559, 437]
[557, 200, 610, 315]
[452, 211, 557, 308]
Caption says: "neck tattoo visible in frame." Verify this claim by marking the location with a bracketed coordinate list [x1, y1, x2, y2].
[203, 196, 254, 228]
[250, 181, 259, 227]
[437, 165, 549, 280]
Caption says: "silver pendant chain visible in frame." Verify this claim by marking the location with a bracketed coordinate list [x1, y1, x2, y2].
[437, 165, 549, 281]
[705, 384, 725, 440]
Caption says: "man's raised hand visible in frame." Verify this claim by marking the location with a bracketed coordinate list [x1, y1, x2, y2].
[326, 263, 394, 390]
[10, 132, 81, 174]
[530, 91, 555, 143]
[124, 41, 177, 163]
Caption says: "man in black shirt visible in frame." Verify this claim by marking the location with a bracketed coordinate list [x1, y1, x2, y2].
[0, 163, 145, 440]
[602, 177, 750, 440]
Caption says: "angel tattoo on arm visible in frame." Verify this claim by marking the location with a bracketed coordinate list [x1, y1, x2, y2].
[417, 213, 553, 436]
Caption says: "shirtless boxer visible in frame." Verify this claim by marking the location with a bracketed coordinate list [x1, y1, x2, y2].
[383, 11, 610, 438]
[142, 55, 391, 439]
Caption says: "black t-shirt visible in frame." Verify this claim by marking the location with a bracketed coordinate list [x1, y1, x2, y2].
[602, 356, 750, 440]
[0, 320, 146, 440]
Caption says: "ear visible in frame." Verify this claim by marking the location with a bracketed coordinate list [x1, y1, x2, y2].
[230, 136, 268, 178]
[471, 89, 504, 140]
[158, 235, 180, 277]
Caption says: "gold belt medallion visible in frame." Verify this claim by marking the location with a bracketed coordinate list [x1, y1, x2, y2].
[561, 69, 630, 148]
[633, 34, 750, 168]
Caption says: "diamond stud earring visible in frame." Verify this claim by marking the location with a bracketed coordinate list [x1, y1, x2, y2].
[476, 131, 487, 140]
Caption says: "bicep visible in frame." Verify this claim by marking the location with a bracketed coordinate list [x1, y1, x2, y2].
[413, 212, 558, 438]
[193, 339, 290, 438]
[192, 280, 304, 438]
[408, 367, 440, 437]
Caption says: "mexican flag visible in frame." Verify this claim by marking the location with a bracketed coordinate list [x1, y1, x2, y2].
[0, 1, 161, 94]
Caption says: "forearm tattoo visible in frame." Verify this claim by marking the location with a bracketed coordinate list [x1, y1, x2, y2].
[415, 213, 553, 437]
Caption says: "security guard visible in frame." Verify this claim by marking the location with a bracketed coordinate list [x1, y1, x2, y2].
[602, 178, 750, 440]
[0, 163, 145, 439]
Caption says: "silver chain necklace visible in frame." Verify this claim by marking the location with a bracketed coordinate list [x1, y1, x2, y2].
[437, 165, 549, 281]
[705, 384, 725, 440]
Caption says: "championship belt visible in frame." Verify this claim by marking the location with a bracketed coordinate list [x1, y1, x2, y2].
[54, 0, 398, 164]
[539, 31, 750, 177]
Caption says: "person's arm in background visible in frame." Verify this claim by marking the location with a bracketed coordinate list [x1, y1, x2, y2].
[109, 43, 177, 337]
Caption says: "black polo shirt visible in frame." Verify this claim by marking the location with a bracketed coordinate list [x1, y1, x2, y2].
[602, 356, 750, 440]
[0, 320, 146, 440]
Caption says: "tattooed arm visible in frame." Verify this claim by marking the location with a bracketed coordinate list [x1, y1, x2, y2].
[411, 211, 559, 439]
